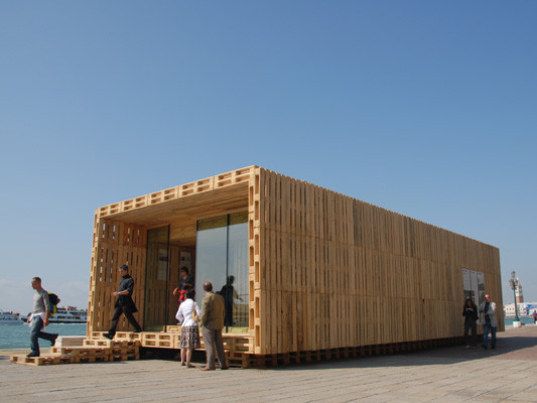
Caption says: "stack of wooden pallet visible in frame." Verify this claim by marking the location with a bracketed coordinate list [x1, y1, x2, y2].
[141, 332, 177, 348]
[83, 339, 140, 361]
[10, 339, 140, 366]
[222, 335, 250, 365]
[89, 329, 250, 366]
[50, 345, 111, 363]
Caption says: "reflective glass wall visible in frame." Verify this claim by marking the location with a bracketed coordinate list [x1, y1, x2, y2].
[195, 212, 248, 332]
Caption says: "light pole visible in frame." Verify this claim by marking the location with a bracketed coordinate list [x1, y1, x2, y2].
[509, 271, 520, 324]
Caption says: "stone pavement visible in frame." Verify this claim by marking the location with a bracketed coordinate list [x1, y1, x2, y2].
[1, 327, 537, 402]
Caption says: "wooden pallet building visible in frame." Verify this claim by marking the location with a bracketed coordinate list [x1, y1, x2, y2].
[87, 165, 502, 366]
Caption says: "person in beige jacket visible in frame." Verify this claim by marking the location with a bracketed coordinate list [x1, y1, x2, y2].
[200, 281, 228, 370]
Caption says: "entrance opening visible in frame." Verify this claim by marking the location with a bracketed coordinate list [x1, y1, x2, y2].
[144, 220, 197, 331]
[95, 175, 251, 336]
[142, 211, 248, 333]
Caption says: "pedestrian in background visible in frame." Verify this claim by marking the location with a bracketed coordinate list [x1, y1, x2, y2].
[173, 267, 194, 304]
[27, 277, 58, 357]
[462, 297, 478, 348]
[479, 294, 497, 350]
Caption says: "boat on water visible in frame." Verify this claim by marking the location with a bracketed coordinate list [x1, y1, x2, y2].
[50, 306, 87, 324]
[0, 310, 22, 324]
[21, 306, 87, 324]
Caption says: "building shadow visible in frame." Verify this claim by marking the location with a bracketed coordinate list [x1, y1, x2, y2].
[261, 331, 537, 371]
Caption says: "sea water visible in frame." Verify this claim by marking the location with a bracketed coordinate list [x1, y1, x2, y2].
[0, 323, 86, 349]
[1, 318, 535, 349]
[505, 316, 535, 327]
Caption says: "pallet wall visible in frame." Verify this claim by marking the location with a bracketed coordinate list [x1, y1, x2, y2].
[87, 219, 147, 335]
[250, 168, 502, 355]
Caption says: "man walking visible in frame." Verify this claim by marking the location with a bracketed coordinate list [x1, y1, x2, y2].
[27, 277, 58, 357]
[104, 264, 142, 339]
[200, 281, 228, 370]
[480, 294, 497, 349]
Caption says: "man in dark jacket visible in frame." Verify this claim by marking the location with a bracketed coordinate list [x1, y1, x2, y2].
[104, 264, 142, 339]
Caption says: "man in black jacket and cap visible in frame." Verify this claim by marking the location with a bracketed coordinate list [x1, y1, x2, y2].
[104, 264, 142, 339]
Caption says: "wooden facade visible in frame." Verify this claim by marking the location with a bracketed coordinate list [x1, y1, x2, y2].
[87, 165, 502, 364]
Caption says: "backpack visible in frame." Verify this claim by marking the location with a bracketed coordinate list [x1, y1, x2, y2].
[48, 293, 60, 316]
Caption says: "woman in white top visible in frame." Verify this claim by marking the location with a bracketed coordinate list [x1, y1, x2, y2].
[175, 289, 201, 367]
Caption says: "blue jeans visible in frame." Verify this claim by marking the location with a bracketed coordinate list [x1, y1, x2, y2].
[30, 315, 57, 355]
[482, 323, 497, 349]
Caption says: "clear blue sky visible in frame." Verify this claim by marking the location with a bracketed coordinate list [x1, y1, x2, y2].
[1, 1, 535, 313]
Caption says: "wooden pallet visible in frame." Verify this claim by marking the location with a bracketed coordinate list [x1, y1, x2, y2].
[110, 340, 140, 361]
[10, 354, 72, 366]
[115, 332, 143, 342]
[83, 338, 113, 347]
[51, 345, 110, 356]
[142, 332, 175, 348]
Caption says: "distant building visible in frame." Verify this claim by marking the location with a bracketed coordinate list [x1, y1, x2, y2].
[515, 280, 524, 304]
[504, 302, 537, 317]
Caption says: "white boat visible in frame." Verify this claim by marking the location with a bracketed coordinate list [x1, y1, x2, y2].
[0, 310, 22, 324]
[49, 306, 87, 324]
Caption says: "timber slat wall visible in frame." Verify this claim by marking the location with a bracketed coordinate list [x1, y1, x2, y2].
[252, 168, 502, 356]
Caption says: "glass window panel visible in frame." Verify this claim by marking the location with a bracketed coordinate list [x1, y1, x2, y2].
[223, 212, 248, 331]
[195, 212, 249, 333]
[195, 216, 228, 308]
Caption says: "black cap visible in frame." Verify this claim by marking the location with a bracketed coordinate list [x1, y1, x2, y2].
[120, 264, 129, 270]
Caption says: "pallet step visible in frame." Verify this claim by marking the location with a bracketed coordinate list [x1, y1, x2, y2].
[10, 339, 142, 366]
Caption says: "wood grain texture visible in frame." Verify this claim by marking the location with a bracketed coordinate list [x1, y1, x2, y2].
[254, 168, 502, 355]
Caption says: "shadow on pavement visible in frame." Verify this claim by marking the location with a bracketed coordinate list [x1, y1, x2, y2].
[265, 327, 537, 371]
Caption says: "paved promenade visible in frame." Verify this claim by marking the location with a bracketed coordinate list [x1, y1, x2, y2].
[1, 327, 537, 402]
